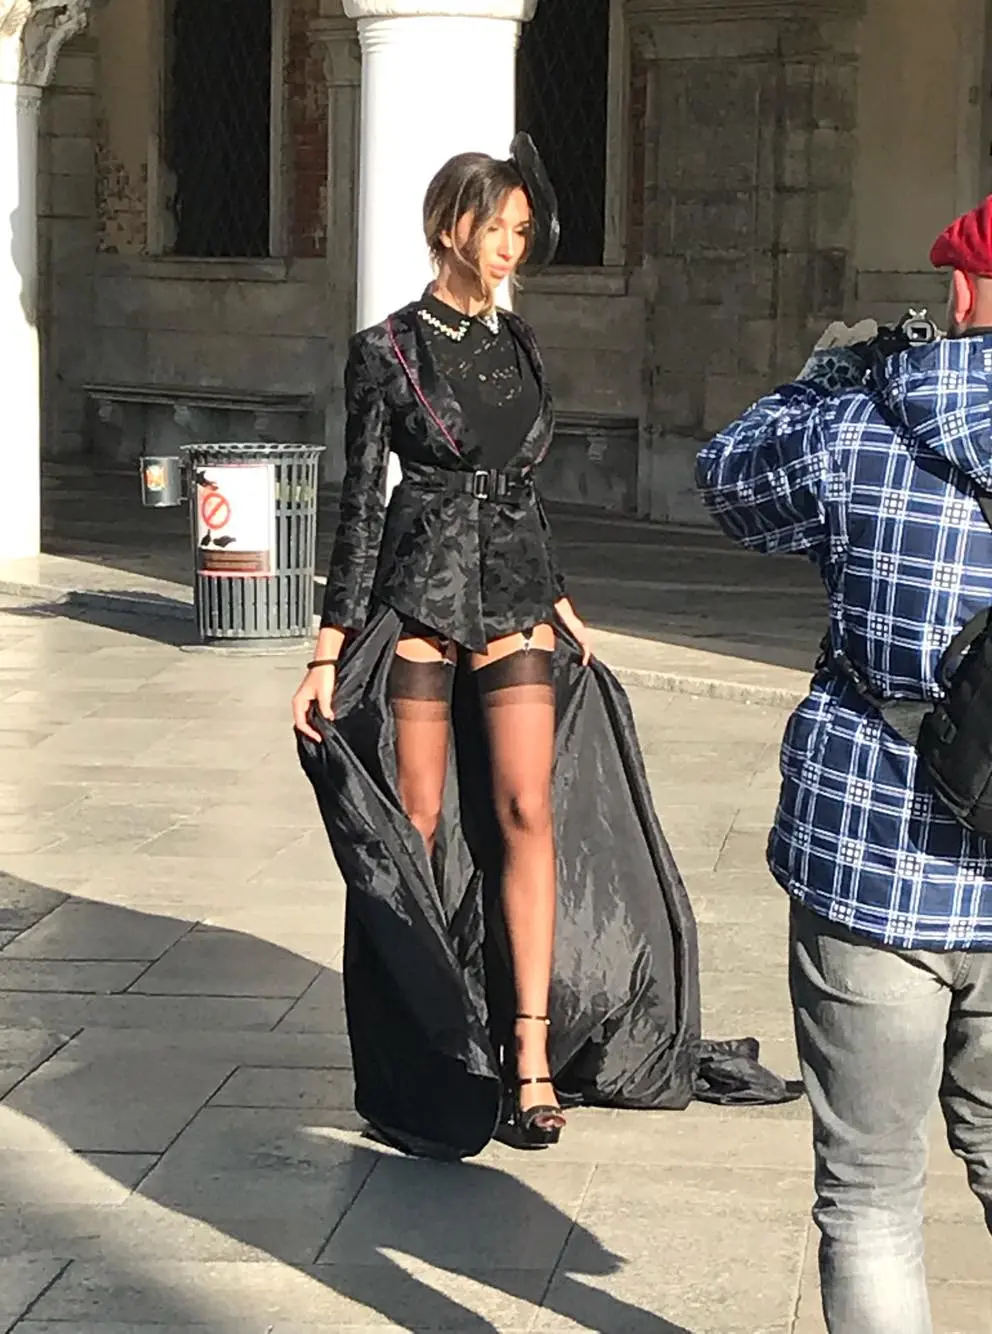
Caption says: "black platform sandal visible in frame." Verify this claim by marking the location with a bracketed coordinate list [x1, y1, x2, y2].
[507, 1014, 566, 1149]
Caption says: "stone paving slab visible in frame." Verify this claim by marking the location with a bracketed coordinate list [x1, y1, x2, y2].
[209, 1065, 357, 1110]
[128, 929, 322, 999]
[36, 1026, 354, 1070]
[2, 1048, 236, 1154]
[0, 991, 296, 1033]
[11, 1327, 430, 1334]
[2, 900, 191, 961]
[0, 593, 988, 1332]
[0, 879, 66, 932]
[0, 1258, 71, 1325]
[0, 959, 149, 993]
[21, 1260, 551, 1330]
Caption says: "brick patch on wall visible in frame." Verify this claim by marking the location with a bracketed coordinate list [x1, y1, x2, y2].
[95, 112, 147, 254]
[287, 0, 328, 258]
[627, 49, 647, 265]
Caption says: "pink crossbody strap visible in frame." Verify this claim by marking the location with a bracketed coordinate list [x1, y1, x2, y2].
[386, 316, 461, 455]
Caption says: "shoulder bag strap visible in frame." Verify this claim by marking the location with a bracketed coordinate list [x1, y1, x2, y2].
[385, 316, 462, 457]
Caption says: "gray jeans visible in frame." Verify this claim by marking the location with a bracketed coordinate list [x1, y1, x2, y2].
[789, 901, 992, 1334]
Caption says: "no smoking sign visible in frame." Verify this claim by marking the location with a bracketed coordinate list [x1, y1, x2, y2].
[194, 464, 276, 577]
[200, 490, 231, 532]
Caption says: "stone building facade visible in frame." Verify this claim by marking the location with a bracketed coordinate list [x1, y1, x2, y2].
[34, 0, 992, 526]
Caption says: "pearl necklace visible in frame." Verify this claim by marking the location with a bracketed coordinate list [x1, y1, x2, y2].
[419, 306, 500, 340]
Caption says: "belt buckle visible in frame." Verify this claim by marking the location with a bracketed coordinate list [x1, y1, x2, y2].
[472, 469, 491, 500]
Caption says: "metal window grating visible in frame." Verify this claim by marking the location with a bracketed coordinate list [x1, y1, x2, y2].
[516, 0, 611, 268]
[165, 0, 273, 258]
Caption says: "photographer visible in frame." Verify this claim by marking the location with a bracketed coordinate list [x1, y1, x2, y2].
[696, 199, 992, 1334]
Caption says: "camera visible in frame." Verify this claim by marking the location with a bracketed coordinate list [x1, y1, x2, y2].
[865, 308, 942, 360]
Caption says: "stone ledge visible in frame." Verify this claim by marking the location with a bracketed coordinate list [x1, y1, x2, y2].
[594, 626, 808, 708]
[95, 256, 292, 284]
[523, 268, 632, 298]
[0, 555, 193, 622]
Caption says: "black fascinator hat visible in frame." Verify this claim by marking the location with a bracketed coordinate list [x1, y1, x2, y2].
[509, 132, 560, 270]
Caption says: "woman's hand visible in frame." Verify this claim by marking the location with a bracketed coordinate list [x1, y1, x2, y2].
[292, 665, 337, 742]
[554, 597, 593, 666]
[292, 626, 345, 741]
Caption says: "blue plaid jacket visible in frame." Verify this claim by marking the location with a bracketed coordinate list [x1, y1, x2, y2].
[697, 335, 992, 951]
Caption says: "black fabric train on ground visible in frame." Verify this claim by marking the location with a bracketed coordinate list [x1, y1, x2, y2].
[298, 609, 802, 1160]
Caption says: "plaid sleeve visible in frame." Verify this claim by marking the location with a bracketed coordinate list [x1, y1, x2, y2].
[695, 383, 830, 556]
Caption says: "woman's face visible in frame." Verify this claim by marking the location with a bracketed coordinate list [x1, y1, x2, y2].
[452, 187, 532, 292]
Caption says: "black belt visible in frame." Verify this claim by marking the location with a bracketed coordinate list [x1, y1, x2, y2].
[407, 468, 533, 502]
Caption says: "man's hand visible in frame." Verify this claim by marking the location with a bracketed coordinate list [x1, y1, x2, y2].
[811, 319, 879, 352]
[796, 319, 879, 395]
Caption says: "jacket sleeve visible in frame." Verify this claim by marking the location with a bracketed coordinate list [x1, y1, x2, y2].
[519, 320, 566, 598]
[320, 335, 391, 629]
[537, 498, 567, 599]
[694, 383, 831, 557]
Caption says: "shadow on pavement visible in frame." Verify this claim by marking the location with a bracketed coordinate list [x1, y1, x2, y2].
[7, 596, 201, 649]
[0, 872, 694, 1333]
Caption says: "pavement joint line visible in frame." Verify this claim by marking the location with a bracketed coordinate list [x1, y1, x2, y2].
[789, 1223, 816, 1333]
[0, 1026, 81, 1108]
[11, 1256, 75, 1328]
[310, 1152, 382, 1262]
[0, 577, 808, 708]
[538, 1162, 599, 1310]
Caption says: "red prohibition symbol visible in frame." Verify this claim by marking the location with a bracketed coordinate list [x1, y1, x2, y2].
[200, 490, 231, 531]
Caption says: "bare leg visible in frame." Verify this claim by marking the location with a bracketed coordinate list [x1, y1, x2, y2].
[388, 633, 456, 858]
[472, 625, 563, 1128]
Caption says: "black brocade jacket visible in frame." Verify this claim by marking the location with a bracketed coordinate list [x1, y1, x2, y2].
[320, 301, 566, 653]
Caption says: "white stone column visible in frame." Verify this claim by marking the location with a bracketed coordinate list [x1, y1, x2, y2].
[0, 0, 91, 560]
[0, 79, 42, 561]
[343, 0, 536, 331]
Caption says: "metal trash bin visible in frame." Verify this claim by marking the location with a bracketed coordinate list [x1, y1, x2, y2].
[181, 442, 324, 643]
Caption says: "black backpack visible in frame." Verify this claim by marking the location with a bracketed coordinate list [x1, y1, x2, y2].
[818, 516, 992, 839]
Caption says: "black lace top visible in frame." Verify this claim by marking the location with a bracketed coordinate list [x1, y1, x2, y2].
[418, 293, 541, 473]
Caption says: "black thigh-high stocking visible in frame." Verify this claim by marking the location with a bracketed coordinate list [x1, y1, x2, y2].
[387, 654, 454, 859]
[474, 645, 562, 1124]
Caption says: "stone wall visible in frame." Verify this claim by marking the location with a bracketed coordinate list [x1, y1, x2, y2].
[628, 0, 865, 524]
[853, 0, 987, 323]
[91, 0, 149, 255]
[37, 0, 992, 522]
[39, 0, 640, 498]
[38, 36, 98, 458]
[624, 0, 990, 524]
[287, 0, 330, 258]
[518, 272, 645, 513]
[39, 0, 350, 470]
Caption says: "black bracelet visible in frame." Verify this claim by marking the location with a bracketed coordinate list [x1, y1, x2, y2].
[307, 658, 338, 669]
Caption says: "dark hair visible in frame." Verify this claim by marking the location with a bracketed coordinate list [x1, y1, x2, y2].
[423, 152, 531, 302]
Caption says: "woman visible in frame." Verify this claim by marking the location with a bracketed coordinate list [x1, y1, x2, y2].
[294, 140, 799, 1160]
[295, 144, 585, 1146]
